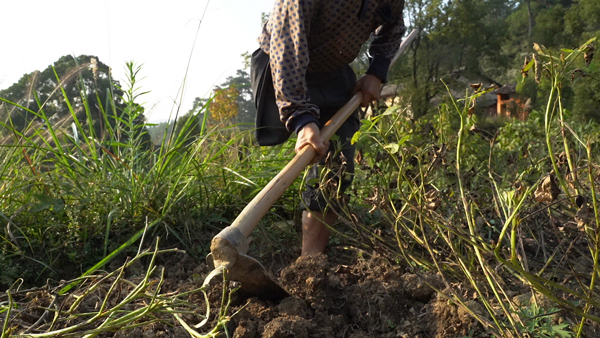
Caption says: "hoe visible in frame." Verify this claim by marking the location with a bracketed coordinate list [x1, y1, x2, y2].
[208, 29, 418, 301]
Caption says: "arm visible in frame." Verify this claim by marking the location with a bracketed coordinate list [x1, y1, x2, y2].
[367, 1, 406, 82]
[357, 1, 406, 106]
[261, 0, 320, 134]
[261, 0, 327, 162]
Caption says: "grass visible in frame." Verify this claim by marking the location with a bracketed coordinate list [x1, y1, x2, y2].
[0, 60, 295, 289]
[0, 238, 238, 338]
[0, 60, 294, 336]
[1, 39, 600, 337]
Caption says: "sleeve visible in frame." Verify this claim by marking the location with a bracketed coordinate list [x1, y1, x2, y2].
[264, 0, 320, 133]
[366, 1, 407, 83]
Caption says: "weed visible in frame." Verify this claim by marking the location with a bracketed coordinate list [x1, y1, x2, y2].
[515, 303, 573, 338]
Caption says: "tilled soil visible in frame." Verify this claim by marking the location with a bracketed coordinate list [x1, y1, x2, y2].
[2, 252, 490, 338]
[206, 254, 484, 338]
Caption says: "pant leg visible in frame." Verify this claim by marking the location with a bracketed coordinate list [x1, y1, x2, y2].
[301, 66, 360, 213]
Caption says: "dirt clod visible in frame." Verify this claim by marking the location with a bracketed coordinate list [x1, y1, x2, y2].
[262, 316, 312, 338]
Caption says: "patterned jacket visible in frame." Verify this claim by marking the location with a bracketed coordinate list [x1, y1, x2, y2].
[258, 0, 406, 132]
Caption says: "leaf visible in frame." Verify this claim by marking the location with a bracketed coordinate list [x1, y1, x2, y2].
[397, 134, 410, 147]
[521, 58, 534, 78]
[533, 43, 547, 55]
[30, 198, 53, 212]
[577, 37, 597, 52]
[550, 323, 572, 338]
[307, 178, 320, 185]
[30, 194, 63, 213]
[382, 105, 402, 116]
[472, 84, 499, 100]
[560, 48, 574, 53]
[351, 130, 362, 145]
[384, 143, 400, 154]
[359, 119, 373, 131]
[107, 141, 130, 147]
[53, 199, 65, 214]
[534, 175, 560, 203]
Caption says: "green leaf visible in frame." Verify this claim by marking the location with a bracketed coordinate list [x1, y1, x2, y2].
[307, 178, 320, 185]
[107, 141, 130, 147]
[351, 131, 362, 145]
[397, 134, 410, 147]
[30, 194, 63, 213]
[523, 58, 534, 72]
[30, 196, 54, 212]
[577, 37, 597, 51]
[382, 105, 402, 116]
[384, 143, 400, 154]
[551, 323, 572, 338]
[360, 119, 373, 130]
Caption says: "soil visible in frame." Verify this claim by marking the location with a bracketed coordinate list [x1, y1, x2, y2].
[162, 252, 486, 338]
[6, 248, 597, 337]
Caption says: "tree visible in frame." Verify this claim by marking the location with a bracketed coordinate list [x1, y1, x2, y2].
[0, 55, 124, 137]
[0, 56, 151, 149]
[209, 86, 240, 124]
[388, 0, 513, 118]
[185, 67, 256, 132]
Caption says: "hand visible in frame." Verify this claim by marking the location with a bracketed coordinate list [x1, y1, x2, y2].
[354, 74, 382, 107]
[296, 122, 329, 164]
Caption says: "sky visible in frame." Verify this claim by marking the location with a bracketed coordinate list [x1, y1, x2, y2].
[0, 0, 275, 122]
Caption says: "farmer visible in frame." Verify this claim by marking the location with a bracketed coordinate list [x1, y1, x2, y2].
[251, 0, 406, 256]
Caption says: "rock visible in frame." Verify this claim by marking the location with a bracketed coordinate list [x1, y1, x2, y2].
[401, 273, 443, 302]
[262, 316, 312, 338]
[276, 297, 308, 318]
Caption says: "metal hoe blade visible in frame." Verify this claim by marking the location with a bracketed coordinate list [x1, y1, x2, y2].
[208, 229, 289, 302]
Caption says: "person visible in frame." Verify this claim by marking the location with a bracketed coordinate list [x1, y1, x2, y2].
[250, 0, 406, 256]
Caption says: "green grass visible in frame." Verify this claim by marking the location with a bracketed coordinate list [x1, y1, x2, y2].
[0, 61, 297, 290]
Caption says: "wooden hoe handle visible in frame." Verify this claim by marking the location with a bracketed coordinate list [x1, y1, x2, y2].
[230, 93, 363, 239]
[212, 29, 419, 251]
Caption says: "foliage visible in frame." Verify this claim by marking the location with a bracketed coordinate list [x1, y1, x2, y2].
[340, 39, 600, 337]
[209, 86, 240, 124]
[184, 68, 256, 133]
[0, 55, 125, 138]
[1, 3, 600, 337]
[381, 0, 600, 123]
[0, 61, 262, 290]
[516, 303, 574, 338]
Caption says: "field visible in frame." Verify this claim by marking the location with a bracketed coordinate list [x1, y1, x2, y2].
[1, 43, 600, 337]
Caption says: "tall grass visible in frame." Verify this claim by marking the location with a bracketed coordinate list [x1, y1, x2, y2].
[0, 58, 303, 336]
[0, 60, 293, 290]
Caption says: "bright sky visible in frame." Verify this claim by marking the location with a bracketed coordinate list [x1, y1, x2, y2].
[0, 0, 274, 122]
